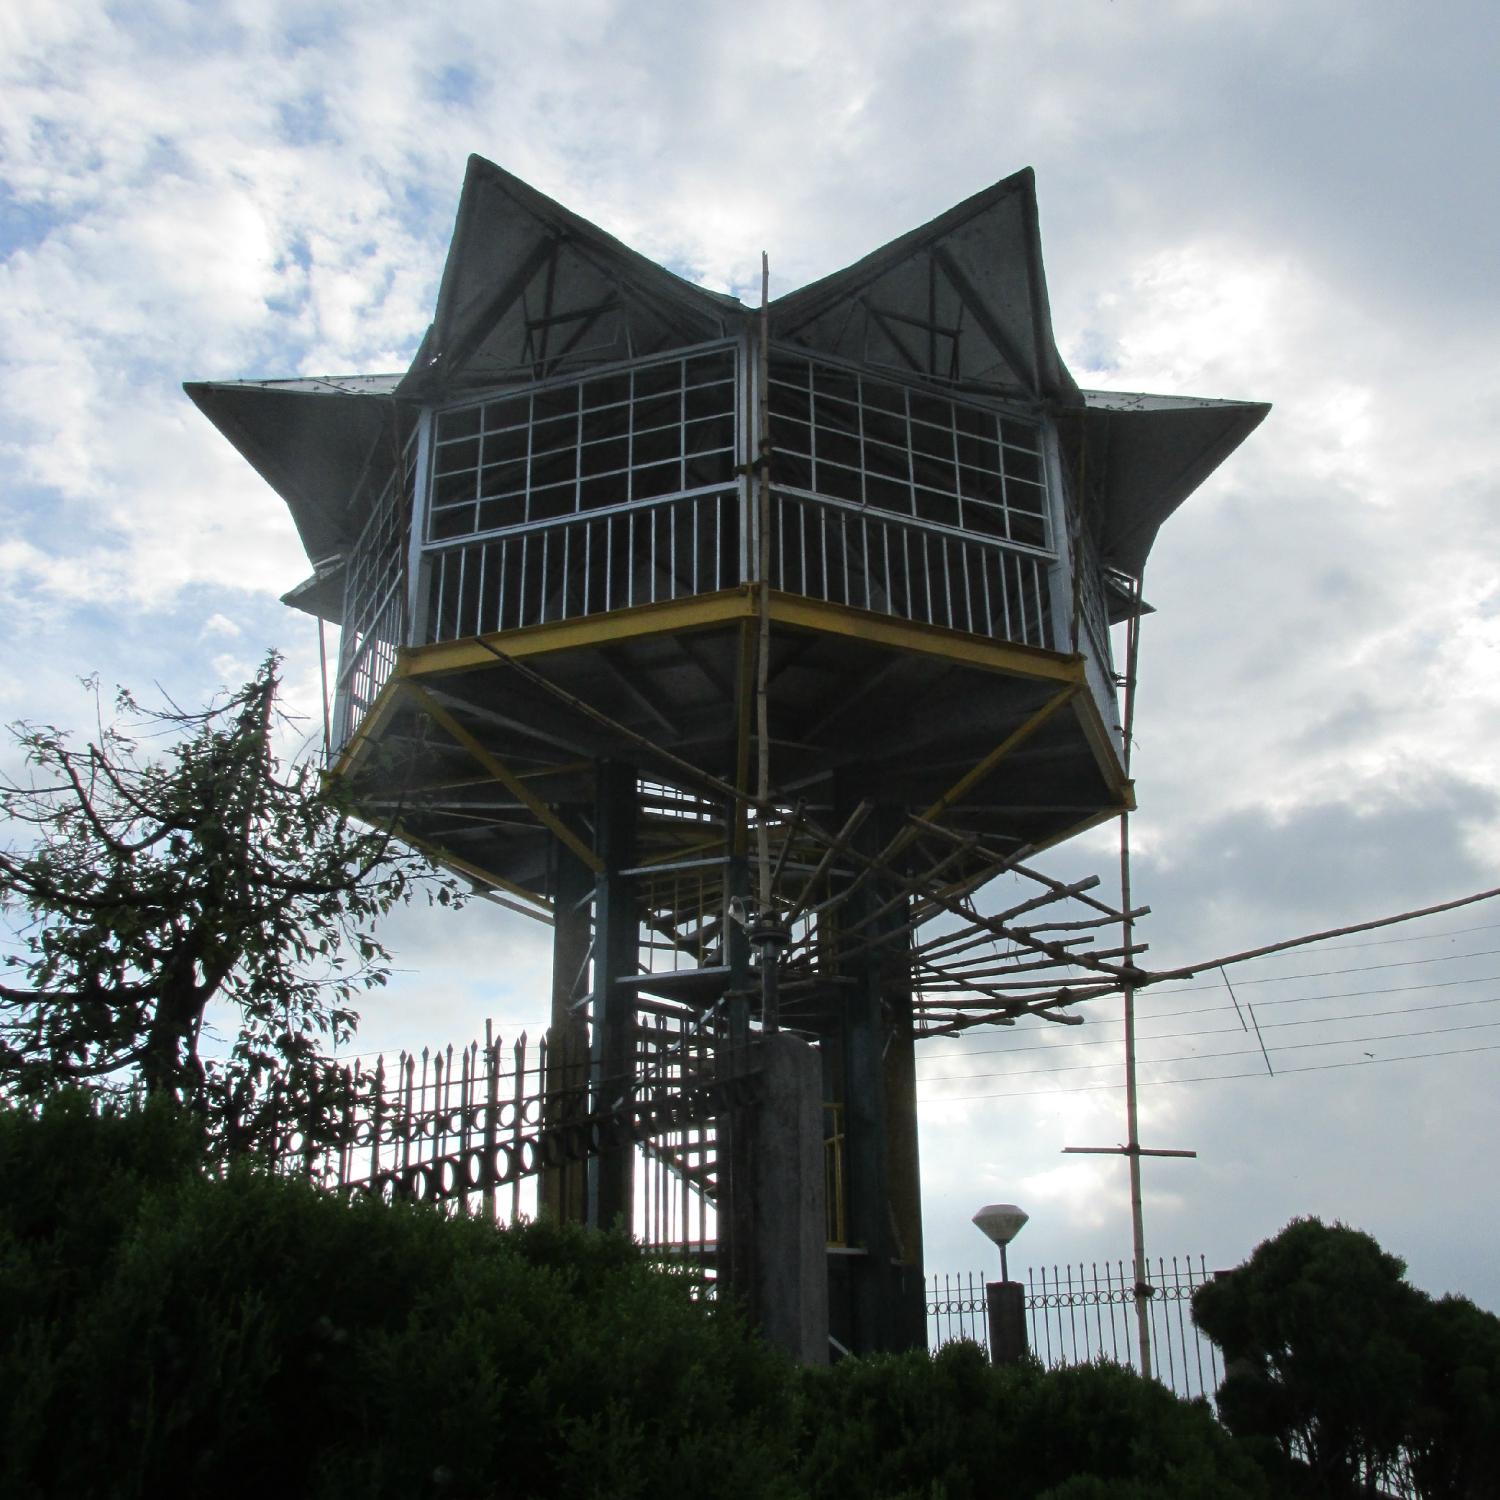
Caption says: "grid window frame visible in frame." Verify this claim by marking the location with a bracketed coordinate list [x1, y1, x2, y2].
[427, 343, 739, 543]
[767, 348, 1053, 554]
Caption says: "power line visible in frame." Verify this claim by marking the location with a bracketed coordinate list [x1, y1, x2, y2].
[1128, 942, 1500, 1002]
[918, 1040, 1500, 1104]
[919, 983, 1500, 1063]
[918, 1015, 1500, 1086]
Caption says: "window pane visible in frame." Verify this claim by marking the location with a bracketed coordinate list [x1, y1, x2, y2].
[634, 425, 682, 465]
[771, 381, 811, 423]
[633, 392, 680, 431]
[583, 373, 630, 408]
[533, 384, 579, 420]
[634, 362, 682, 399]
[438, 405, 481, 440]
[816, 427, 861, 470]
[686, 350, 735, 385]
[483, 395, 530, 431]
[632, 460, 681, 500]
[685, 380, 734, 420]
[581, 438, 629, 477]
[582, 404, 629, 442]
[816, 462, 862, 503]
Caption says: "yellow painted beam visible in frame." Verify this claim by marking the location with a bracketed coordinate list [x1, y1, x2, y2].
[390, 823, 555, 919]
[399, 582, 1083, 689]
[401, 587, 755, 678]
[324, 674, 406, 782]
[763, 590, 1083, 685]
[405, 684, 604, 875]
[918, 684, 1082, 829]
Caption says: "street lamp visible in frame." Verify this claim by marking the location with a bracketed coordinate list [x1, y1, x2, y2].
[972, 1202, 1029, 1284]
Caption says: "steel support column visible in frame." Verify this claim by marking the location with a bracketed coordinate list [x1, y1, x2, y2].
[830, 803, 926, 1354]
[541, 813, 592, 1225]
[588, 762, 638, 1231]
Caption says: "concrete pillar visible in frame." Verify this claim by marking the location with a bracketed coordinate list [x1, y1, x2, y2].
[738, 1032, 830, 1364]
[986, 1281, 1028, 1365]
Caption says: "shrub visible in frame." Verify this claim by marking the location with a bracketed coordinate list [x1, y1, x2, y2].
[0, 1094, 796, 1499]
[794, 1340, 1268, 1500]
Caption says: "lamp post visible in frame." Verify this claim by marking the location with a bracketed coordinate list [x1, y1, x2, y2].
[972, 1202, 1029, 1364]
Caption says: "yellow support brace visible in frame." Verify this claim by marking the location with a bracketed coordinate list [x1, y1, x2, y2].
[405, 684, 604, 875]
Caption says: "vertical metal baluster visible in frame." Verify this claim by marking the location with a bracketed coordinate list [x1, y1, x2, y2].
[368, 1055, 385, 1188]
[511, 1033, 526, 1224]
[476, 536, 488, 638]
[483, 1021, 498, 1221]
[400, 1052, 415, 1181]
[820, 506, 829, 603]
[457, 1043, 472, 1215]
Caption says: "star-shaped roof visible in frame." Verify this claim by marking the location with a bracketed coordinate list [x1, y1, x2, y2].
[186, 154, 1267, 608]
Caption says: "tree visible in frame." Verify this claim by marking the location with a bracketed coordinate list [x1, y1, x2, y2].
[1192, 1218, 1420, 1496]
[1404, 1292, 1500, 1500]
[1193, 1217, 1500, 1500]
[0, 656, 452, 1156]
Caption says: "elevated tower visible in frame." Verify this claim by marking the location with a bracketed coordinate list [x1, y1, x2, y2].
[189, 156, 1266, 1356]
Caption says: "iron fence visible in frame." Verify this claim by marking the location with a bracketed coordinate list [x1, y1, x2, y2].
[927, 1256, 1224, 1403]
[266, 1019, 731, 1263]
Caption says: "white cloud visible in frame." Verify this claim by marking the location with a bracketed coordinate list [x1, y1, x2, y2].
[3, 0, 1499, 1316]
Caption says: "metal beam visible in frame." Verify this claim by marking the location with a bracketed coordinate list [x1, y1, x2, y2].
[931, 246, 1040, 398]
[406, 683, 604, 874]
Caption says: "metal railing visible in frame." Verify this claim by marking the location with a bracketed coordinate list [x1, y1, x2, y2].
[334, 436, 412, 747]
[769, 489, 1052, 647]
[425, 488, 741, 643]
[927, 1256, 1224, 1403]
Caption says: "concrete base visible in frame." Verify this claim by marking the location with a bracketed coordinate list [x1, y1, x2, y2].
[737, 1033, 830, 1365]
[986, 1280, 1028, 1365]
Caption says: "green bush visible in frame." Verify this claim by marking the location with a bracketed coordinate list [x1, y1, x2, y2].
[795, 1339, 1268, 1500]
[0, 1094, 795, 1499]
[2, 1095, 1273, 1498]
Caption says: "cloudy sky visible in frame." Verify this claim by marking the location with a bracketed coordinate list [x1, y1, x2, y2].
[4, 1, 1498, 1319]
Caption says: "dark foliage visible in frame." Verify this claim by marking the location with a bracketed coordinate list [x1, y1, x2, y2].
[1193, 1217, 1500, 1499]
[1, 1095, 1280, 1500]
[797, 1338, 1268, 1500]
[0, 1093, 796, 1500]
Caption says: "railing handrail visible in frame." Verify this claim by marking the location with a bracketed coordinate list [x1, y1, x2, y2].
[771, 484, 1056, 563]
[419, 481, 1054, 567]
[420, 482, 741, 553]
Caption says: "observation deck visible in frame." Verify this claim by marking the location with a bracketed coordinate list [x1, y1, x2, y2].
[188, 156, 1267, 906]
